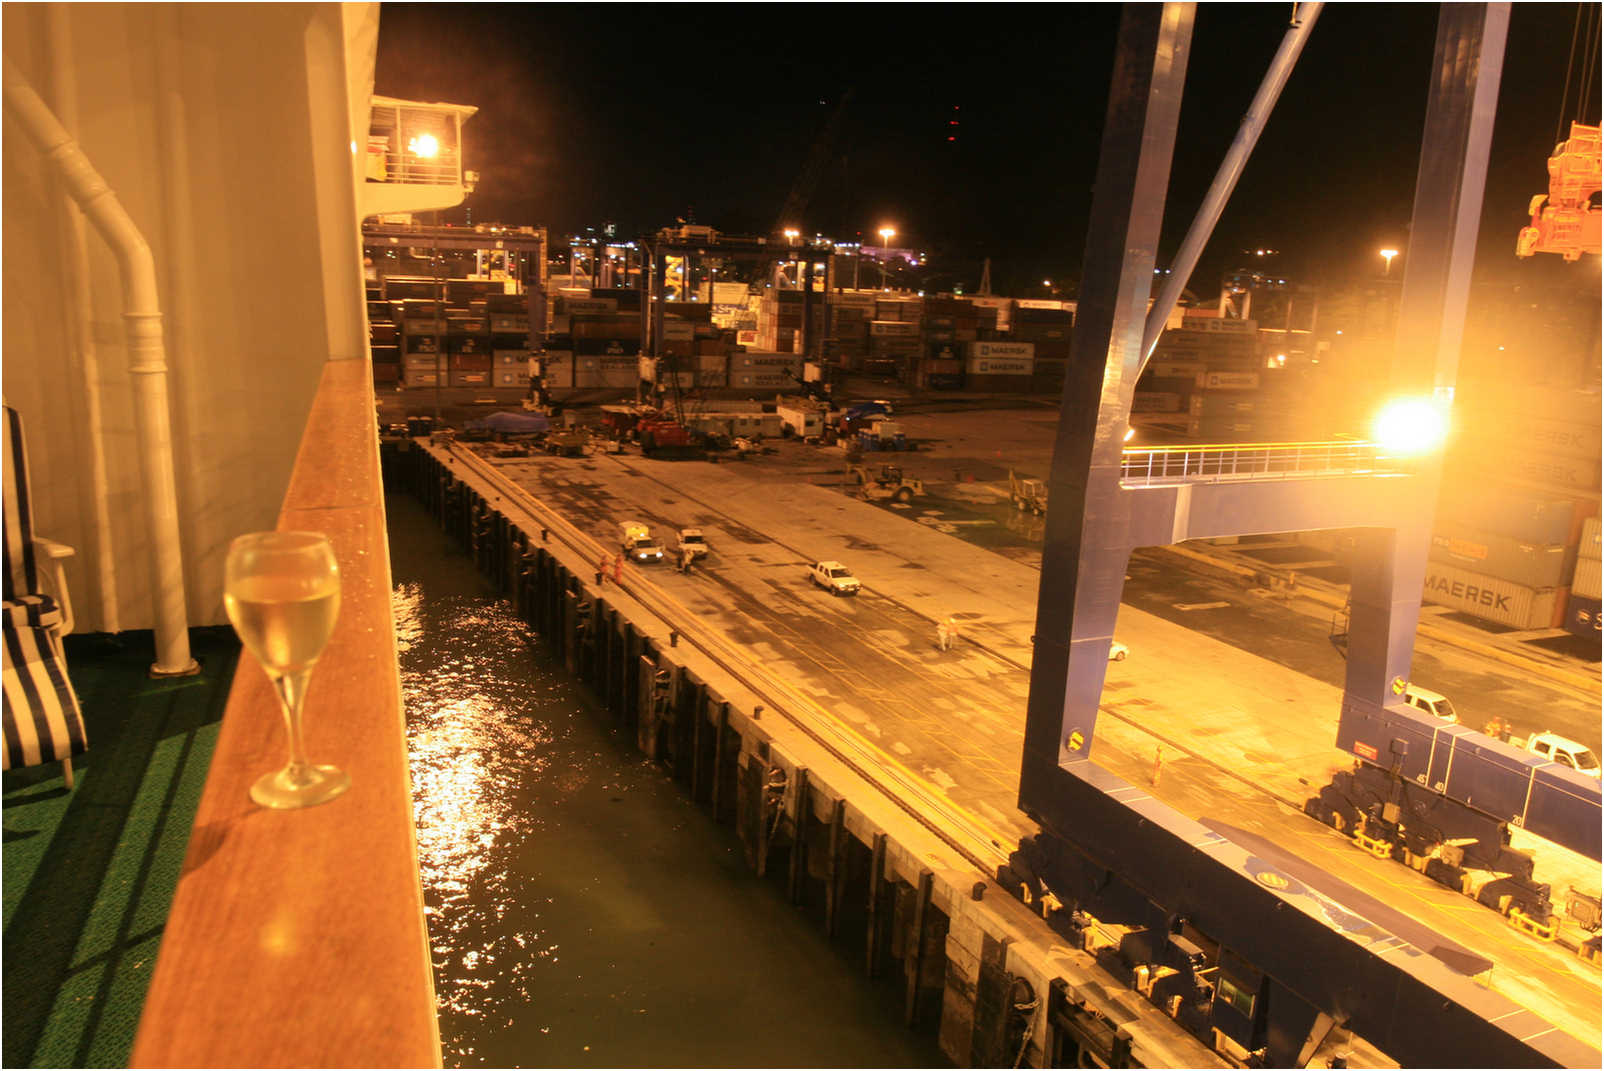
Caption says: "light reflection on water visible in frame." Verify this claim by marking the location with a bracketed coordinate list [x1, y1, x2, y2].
[387, 492, 943, 1068]
[395, 581, 575, 1052]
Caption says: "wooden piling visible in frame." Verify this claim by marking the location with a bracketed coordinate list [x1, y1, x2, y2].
[905, 869, 934, 1027]
[788, 767, 811, 905]
[825, 798, 848, 937]
[867, 832, 888, 978]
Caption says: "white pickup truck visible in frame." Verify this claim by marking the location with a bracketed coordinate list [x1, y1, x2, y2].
[675, 528, 710, 560]
[809, 560, 860, 597]
[1525, 731, 1601, 778]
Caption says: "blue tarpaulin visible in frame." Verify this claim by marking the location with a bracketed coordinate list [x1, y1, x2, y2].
[467, 411, 550, 435]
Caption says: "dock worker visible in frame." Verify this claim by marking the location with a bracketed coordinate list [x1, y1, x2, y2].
[612, 553, 624, 582]
[596, 555, 607, 585]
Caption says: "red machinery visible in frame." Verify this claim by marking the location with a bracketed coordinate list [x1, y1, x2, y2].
[1516, 121, 1601, 261]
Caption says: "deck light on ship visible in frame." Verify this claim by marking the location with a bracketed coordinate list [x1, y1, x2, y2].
[407, 132, 440, 158]
[1372, 397, 1448, 456]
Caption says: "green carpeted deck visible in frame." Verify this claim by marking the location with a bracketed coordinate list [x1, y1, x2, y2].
[3, 627, 239, 1069]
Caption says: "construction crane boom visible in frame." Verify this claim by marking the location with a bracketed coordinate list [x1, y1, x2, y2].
[772, 89, 855, 237]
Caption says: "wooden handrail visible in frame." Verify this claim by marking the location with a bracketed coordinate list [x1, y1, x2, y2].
[132, 360, 439, 1068]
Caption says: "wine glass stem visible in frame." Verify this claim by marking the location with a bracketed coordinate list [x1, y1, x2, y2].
[272, 668, 315, 780]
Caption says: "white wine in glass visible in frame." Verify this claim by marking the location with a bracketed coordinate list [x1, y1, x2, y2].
[224, 531, 350, 809]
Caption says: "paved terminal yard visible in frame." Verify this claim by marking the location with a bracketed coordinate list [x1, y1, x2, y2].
[391, 389, 1602, 1060]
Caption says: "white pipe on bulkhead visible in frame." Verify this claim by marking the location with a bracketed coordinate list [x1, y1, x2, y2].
[46, 6, 121, 635]
[3, 58, 197, 677]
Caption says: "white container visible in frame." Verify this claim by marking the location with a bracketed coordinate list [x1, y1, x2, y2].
[967, 355, 1034, 375]
[1581, 516, 1601, 561]
[1574, 555, 1603, 600]
[969, 340, 1036, 361]
[1203, 371, 1260, 390]
[1422, 561, 1558, 629]
[777, 404, 825, 438]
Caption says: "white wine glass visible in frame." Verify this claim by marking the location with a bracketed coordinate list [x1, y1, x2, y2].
[223, 531, 350, 809]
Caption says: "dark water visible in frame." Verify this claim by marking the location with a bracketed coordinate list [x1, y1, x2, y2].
[386, 492, 946, 1069]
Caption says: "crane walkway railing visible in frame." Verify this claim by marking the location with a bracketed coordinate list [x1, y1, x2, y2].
[1119, 440, 1409, 487]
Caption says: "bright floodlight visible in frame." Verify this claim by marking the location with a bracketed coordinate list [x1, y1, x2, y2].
[1372, 397, 1448, 456]
[408, 133, 440, 158]
[1379, 248, 1400, 275]
[879, 227, 896, 243]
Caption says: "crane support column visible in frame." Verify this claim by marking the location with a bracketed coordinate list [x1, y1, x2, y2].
[1021, 3, 1194, 774]
[1341, 3, 1508, 721]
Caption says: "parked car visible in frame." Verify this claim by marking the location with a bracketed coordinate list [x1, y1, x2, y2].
[809, 561, 860, 597]
[1403, 684, 1457, 724]
[1526, 731, 1602, 778]
[1108, 641, 1129, 662]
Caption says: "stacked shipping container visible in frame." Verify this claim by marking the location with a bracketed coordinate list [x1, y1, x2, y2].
[1428, 380, 1601, 634]
[1425, 483, 1590, 629]
[1566, 515, 1602, 643]
[1011, 303, 1073, 395]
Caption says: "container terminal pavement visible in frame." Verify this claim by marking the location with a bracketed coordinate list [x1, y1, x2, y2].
[391, 430, 1603, 1069]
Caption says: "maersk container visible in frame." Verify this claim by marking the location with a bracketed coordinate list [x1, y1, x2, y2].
[1436, 484, 1582, 546]
[1573, 555, 1603, 601]
[1501, 448, 1600, 494]
[1422, 561, 1559, 629]
[1428, 525, 1570, 590]
[537, 354, 572, 389]
[1563, 593, 1602, 642]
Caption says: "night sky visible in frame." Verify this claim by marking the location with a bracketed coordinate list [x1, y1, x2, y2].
[375, 4, 1598, 296]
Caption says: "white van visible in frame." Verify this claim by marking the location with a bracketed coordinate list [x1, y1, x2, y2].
[619, 521, 664, 564]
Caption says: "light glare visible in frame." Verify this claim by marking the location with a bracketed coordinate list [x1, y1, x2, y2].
[1373, 398, 1448, 456]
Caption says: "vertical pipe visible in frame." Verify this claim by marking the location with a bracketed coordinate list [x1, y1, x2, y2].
[4, 59, 197, 676]
[1139, 3, 1323, 372]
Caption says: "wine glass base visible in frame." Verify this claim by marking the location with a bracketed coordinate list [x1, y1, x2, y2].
[251, 764, 351, 809]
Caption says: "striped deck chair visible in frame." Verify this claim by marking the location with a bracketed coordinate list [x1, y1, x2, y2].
[3, 404, 87, 786]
